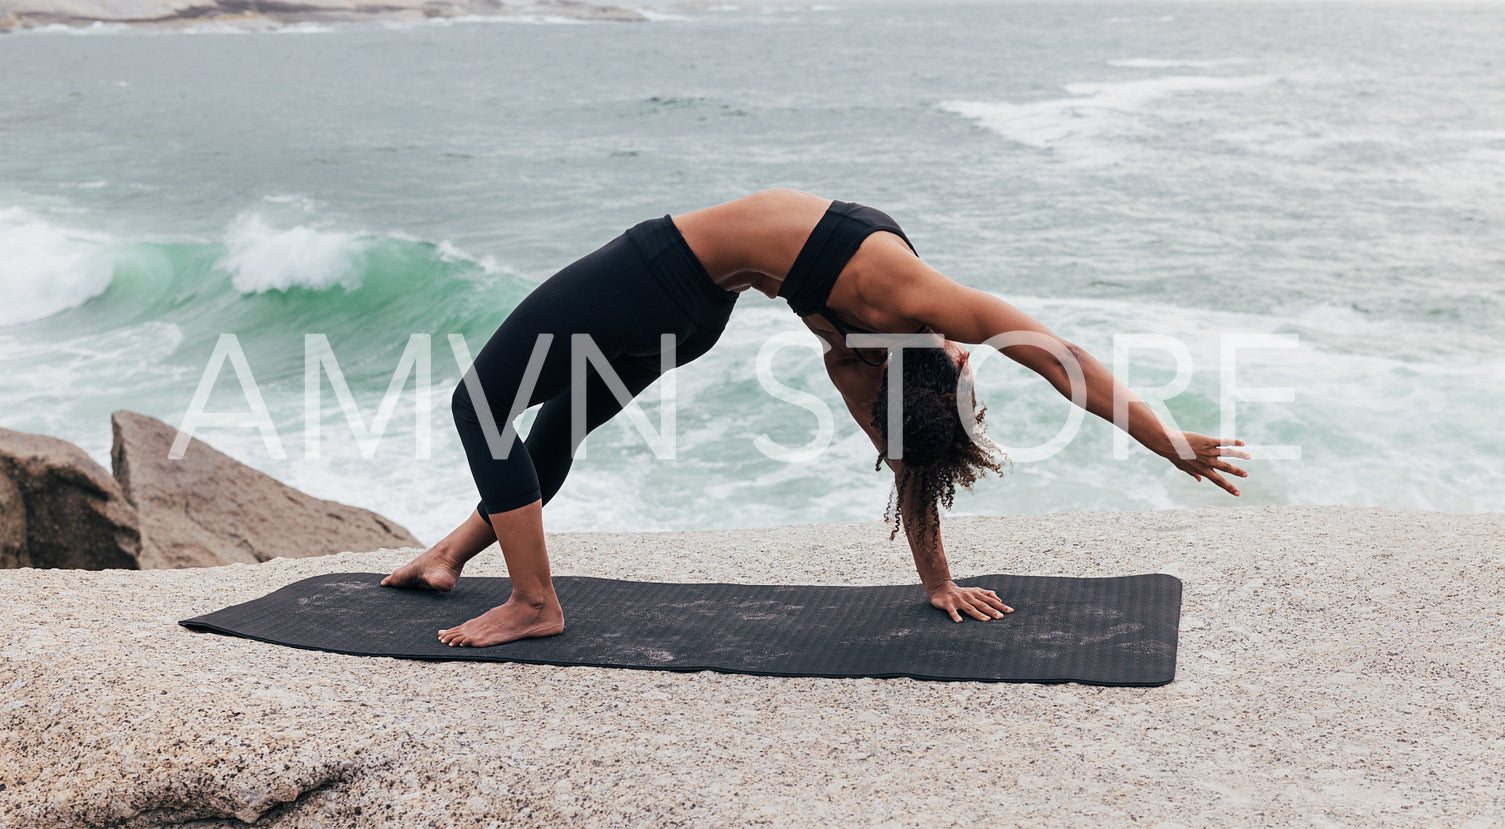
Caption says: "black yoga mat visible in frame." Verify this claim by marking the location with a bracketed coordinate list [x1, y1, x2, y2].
[180, 572, 1181, 686]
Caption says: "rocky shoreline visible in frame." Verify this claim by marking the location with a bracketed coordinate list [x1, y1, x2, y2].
[0, 412, 420, 570]
[2, 506, 1502, 826]
[0, 0, 646, 32]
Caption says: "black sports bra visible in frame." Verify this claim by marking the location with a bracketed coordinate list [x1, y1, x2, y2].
[777, 200, 926, 366]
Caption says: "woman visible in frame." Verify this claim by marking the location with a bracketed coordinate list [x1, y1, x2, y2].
[383, 189, 1250, 647]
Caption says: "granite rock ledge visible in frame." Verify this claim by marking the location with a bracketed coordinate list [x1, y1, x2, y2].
[1, 507, 1503, 827]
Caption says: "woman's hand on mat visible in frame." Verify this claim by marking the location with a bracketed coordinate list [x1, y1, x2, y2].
[928, 581, 1013, 622]
[1158, 433, 1251, 497]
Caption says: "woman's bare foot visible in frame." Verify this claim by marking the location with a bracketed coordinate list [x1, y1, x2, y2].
[381, 546, 466, 592]
[382, 509, 497, 591]
[437, 598, 564, 647]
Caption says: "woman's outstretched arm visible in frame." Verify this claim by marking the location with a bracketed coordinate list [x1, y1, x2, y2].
[881, 265, 1252, 496]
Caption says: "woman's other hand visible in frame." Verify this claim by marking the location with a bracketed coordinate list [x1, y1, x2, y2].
[927, 581, 1014, 622]
[1160, 433, 1251, 496]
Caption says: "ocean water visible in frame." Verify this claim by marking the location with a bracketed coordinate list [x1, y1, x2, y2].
[2, 0, 1502, 546]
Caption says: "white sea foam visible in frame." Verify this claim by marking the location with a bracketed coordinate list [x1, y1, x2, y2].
[1213, 123, 1402, 159]
[635, 9, 693, 22]
[1060, 74, 1278, 111]
[175, 21, 259, 34]
[261, 193, 324, 211]
[351, 13, 602, 33]
[0, 319, 190, 472]
[400, 14, 595, 27]
[0, 208, 116, 327]
[219, 213, 364, 294]
[435, 239, 504, 275]
[0, 320, 186, 392]
[1108, 58, 1252, 69]
[272, 22, 336, 34]
[939, 74, 1277, 163]
[17, 21, 133, 35]
[1437, 130, 1505, 142]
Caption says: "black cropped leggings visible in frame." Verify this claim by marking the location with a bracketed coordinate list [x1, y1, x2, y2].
[452, 216, 738, 521]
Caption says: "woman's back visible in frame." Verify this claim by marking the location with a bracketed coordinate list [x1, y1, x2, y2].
[673, 189, 931, 337]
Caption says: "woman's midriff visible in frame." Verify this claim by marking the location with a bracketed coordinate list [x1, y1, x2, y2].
[670, 192, 832, 292]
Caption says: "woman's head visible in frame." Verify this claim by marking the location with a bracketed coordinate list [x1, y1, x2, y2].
[870, 342, 1008, 540]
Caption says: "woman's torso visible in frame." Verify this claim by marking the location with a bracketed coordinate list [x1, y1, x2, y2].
[670, 189, 925, 348]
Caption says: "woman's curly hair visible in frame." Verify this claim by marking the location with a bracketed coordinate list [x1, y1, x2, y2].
[870, 345, 1009, 540]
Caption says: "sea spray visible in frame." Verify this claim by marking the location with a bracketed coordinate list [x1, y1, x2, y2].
[220, 213, 364, 295]
[0, 208, 117, 326]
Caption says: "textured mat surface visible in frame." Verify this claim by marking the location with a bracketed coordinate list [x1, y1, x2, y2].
[180, 572, 1182, 685]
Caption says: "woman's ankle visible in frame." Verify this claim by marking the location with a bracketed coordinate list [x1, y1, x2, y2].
[506, 587, 560, 610]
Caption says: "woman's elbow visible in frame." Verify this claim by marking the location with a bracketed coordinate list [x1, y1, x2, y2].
[1002, 335, 1081, 373]
[1016, 339, 1089, 390]
[1060, 340, 1090, 367]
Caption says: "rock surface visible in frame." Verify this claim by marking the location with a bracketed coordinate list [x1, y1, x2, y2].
[0, 0, 645, 31]
[1, 506, 1502, 827]
[0, 470, 29, 568]
[111, 409, 421, 568]
[0, 470, 26, 569]
[0, 426, 141, 570]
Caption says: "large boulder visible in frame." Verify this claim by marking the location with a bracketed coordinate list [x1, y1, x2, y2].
[110, 410, 421, 568]
[0, 469, 31, 568]
[0, 428, 142, 570]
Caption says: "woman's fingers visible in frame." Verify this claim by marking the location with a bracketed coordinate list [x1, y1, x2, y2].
[964, 602, 994, 621]
[962, 589, 1013, 618]
[1188, 435, 1251, 461]
[1211, 459, 1249, 477]
[1182, 459, 1242, 494]
[1204, 468, 1240, 496]
[1184, 434, 1251, 480]
[936, 588, 1017, 621]
[1214, 438, 1251, 460]
[977, 591, 1013, 615]
[1215, 444, 1252, 461]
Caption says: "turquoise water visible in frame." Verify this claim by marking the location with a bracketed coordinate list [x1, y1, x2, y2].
[2, 1, 1503, 545]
